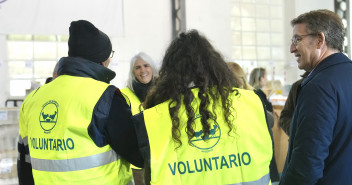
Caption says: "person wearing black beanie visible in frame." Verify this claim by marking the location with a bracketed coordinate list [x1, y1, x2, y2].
[17, 20, 143, 185]
[68, 20, 112, 64]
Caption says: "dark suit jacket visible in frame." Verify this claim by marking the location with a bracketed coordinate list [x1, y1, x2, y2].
[280, 53, 352, 185]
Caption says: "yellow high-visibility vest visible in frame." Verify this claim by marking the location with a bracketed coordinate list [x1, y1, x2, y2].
[19, 75, 132, 185]
[143, 88, 272, 185]
[121, 87, 143, 115]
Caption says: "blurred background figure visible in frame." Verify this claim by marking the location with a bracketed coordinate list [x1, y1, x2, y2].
[226, 62, 253, 90]
[249, 67, 273, 112]
[121, 52, 157, 185]
[227, 62, 280, 184]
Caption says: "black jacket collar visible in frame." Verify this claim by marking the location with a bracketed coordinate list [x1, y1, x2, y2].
[301, 53, 351, 87]
[57, 57, 116, 83]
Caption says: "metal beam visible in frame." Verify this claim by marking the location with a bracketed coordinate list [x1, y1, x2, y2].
[335, 0, 351, 57]
[171, 0, 186, 39]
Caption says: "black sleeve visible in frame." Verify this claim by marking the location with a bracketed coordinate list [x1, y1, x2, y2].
[132, 112, 151, 184]
[279, 79, 301, 136]
[266, 110, 275, 129]
[17, 140, 34, 185]
[278, 88, 295, 135]
[255, 89, 273, 112]
[105, 92, 144, 168]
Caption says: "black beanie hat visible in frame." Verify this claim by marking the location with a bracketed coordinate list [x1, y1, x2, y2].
[68, 20, 112, 63]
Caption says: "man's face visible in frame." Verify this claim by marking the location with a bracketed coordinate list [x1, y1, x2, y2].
[290, 23, 319, 72]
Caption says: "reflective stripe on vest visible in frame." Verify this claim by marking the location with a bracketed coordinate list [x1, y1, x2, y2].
[31, 150, 119, 172]
[17, 152, 31, 163]
[18, 135, 28, 146]
[228, 173, 270, 185]
[18, 136, 31, 163]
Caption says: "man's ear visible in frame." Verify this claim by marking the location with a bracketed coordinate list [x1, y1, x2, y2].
[317, 32, 326, 49]
[101, 58, 111, 67]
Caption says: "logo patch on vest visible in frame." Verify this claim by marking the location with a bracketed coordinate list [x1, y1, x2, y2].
[39, 100, 59, 133]
[190, 115, 221, 152]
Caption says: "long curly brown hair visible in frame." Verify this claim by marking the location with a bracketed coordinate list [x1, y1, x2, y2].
[143, 30, 238, 148]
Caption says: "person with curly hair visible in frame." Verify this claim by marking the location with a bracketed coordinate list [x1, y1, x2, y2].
[133, 30, 273, 185]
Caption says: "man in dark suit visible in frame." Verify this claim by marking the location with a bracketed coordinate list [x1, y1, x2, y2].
[280, 9, 352, 185]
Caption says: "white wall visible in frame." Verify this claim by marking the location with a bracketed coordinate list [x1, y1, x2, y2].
[110, 0, 233, 88]
[111, 0, 233, 88]
[0, 0, 124, 36]
[0, 0, 340, 106]
[186, 0, 232, 60]
[109, 0, 172, 88]
[295, 0, 334, 15]
[0, 35, 8, 106]
[0, 0, 173, 107]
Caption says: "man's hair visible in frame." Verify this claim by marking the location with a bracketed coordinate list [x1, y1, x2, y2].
[291, 9, 345, 52]
[144, 30, 237, 148]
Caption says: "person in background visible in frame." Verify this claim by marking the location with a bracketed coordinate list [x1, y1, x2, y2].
[280, 9, 352, 185]
[278, 71, 309, 136]
[17, 20, 143, 185]
[227, 62, 275, 127]
[121, 52, 157, 185]
[44, 77, 53, 84]
[226, 62, 253, 90]
[227, 62, 280, 183]
[133, 30, 272, 185]
[249, 67, 273, 112]
[121, 52, 157, 115]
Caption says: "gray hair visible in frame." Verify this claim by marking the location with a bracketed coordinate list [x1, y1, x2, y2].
[291, 9, 345, 52]
[127, 52, 157, 92]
